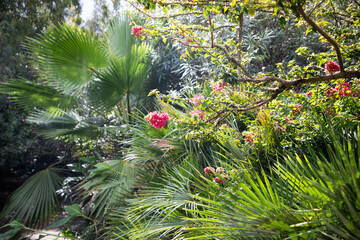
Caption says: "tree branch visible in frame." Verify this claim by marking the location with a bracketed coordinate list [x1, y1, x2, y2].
[237, 12, 244, 77]
[298, 6, 344, 72]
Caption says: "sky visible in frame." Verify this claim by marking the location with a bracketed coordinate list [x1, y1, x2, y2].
[80, 0, 123, 21]
[80, 0, 95, 21]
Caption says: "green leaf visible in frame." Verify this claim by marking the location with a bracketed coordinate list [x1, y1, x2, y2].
[46, 216, 72, 229]
[279, 16, 286, 27]
[0, 168, 63, 228]
[248, 8, 256, 17]
[0, 228, 22, 240]
[27, 24, 109, 94]
[65, 204, 83, 217]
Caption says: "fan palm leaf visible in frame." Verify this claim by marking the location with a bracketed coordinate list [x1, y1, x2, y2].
[0, 78, 76, 114]
[91, 43, 151, 112]
[105, 15, 136, 58]
[27, 24, 109, 94]
[0, 167, 64, 228]
[27, 110, 105, 139]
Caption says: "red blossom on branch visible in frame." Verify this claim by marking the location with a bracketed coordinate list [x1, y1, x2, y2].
[189, 94, 205, 105]
[191, 110, 205, 119]
[306, 91, 313, 97]
[211, 81, 227, 92]
[326, 81, 352, 98]
[131, 26, 143, 38]
[325, 61, 340, 73]
[204, 166, 215, 175]
[145, 111, 170, 129]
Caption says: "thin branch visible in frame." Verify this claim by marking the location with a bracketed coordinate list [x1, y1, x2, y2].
[214, 44, 252, 78]
[239, 71, 360, 89]
[298, 6, 344, 72]
[208, 13, 214, 47]
[130, 3, 202, 19]
[308, 0, 326, 17]
[285, 70, 360, 87]
[237, 12, 244, 77]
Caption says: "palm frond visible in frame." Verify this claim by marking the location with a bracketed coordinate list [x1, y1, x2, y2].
[27, 110, 104, 139]
[277, 126, 360, 239]
[0, 78, 76, 113]
[90, 43, 152, 111]
[27, 24, 109, 94]
[105, 15, 136, 58]
[0, 167, 64, 228]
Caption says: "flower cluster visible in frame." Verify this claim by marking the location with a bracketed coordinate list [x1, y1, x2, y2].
[284, 117, 292, 123]
[211, 81, 227, 93]
[131, 26, 143, 38]
[189, 94, 204, 105]
[306, 91, 313, 97]
[325, 61, 340, 73]
[204, 166, 228, 184]
[291, 104, 303, 115]
[145, 111, 170, 129]
[245, 132, 255, 143]
[191, 110, 205, 119]
[326, 81, 352, 98]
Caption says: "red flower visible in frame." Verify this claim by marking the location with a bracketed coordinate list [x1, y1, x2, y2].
[245, 132, 255, 143]
[306, 91, 313, 97]
[191, 110, 205, 119]
[204, 167, 215, 175]
[292, 104, 303, 115]
[190, 94, 204, 105]
[211, 81, 227, 92]
[326, 81, 352, 99]
[214, 174, 228, 184]
[131, 26, 143, 38]
[216, 167, 224, 173]
[325, 61, 340, 73]
[284, 117, 292, 123]
[145, 111, 169, 129]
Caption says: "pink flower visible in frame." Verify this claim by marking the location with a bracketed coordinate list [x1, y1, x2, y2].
[216, 167, 224, 173]
[326, 81, 352, 99]
[190, 94, 204, 105]
[284, 117, 292, 123]
[245, 132, 255, 143]
[211, 81, 227, 92]
[204, 167, 215, 175]
[325, 61, 340, 73]
[214, 177, 223, 184]
[292, 104, 303, 115]
[191, 110, 205, 119]
[306, 91, 313, 97]
[214, 174, 228, 184]
[131, 26, 143, 38]
[145, 111, 169, 129]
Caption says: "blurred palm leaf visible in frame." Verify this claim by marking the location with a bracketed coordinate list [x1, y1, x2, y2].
[0, 167, 64, 228]
[27, 24, 109, 94]
[0, 78, 76, 113]
[105, 15, 136, 57]
[27, 110, 104, 139]
[278, 127, 360, 239]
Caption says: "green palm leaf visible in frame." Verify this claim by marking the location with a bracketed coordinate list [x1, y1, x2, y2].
[0, 78, 75, 114]
[90, 43, 151, 112]
[28, 110, 105, 139]
[27, 24, 109, 94]
[105, 15, 136, 58]
[0, 167, 64, 228]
